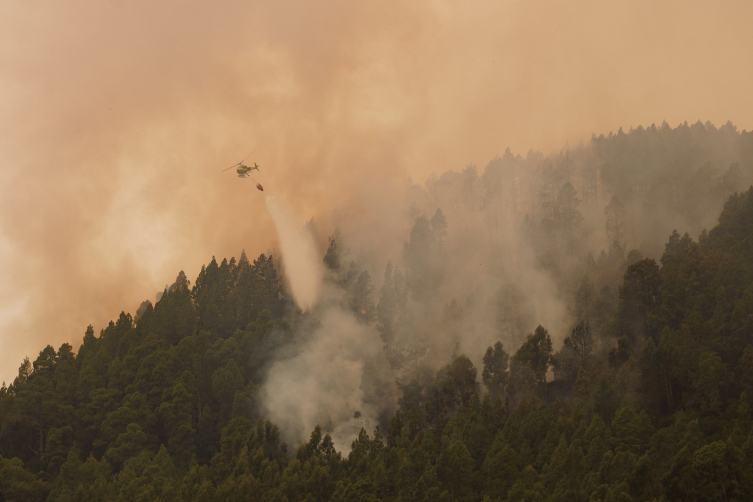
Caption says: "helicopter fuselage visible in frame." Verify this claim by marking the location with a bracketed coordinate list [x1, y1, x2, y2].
[236, 163, 260, 177]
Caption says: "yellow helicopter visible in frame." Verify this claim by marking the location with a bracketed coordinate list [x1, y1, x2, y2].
[222, 150, 259, 178]
[221, 149, 265, 191]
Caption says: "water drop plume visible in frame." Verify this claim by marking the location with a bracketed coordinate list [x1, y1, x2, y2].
[265, 195, 321, 311]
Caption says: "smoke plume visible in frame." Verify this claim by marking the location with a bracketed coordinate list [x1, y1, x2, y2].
[261, 307, 394, 451]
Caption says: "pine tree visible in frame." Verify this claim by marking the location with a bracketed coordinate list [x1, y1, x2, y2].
[563, 321, 593, 367]
[605, 195, 627, 246]
[482, 342, 510, 400]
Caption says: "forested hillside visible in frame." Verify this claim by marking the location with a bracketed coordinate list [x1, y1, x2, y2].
[2, 123, 753, 501]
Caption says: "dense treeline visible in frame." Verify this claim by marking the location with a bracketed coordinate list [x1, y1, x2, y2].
[414, 120, 753, 264]
[2, 123, 753, 501]
[0, 252, 292, 500]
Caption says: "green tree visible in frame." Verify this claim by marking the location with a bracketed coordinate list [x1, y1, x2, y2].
[436, 439, 474, 501]
[615, 258, 663, 349]
[574, 276, 595, 325]
[323, 230, 343, 273]
[430, 208, 448, 251]
[159, 380, 197, 466]
[605, 195, 627, 246]
[556, 182, 584, 233]
[49, 448, 113, 501]
[510, 326, 553, 400]
[211, 360, 245, 424]
[351, 270, 376, 323]
[444, 355, 479, 409]
[481, 431, 521, 498]
[564, 321, 593, 367]
[482, 341, 510, 400]
[692, 441, 739, 502]
[0, 456, 49, 501]
[691, 351, 725, 415]
[105, 423, 147, 472]
[376, 261, 397, 343]
[403, 215, 440, 302]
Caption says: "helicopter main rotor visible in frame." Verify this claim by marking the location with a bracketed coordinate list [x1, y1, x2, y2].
[221, 148, 256, 172]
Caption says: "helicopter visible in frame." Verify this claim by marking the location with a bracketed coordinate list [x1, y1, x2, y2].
[222, 150, 264, 191]
[235, 162, 260, 178]
[222, 150, 259, 178]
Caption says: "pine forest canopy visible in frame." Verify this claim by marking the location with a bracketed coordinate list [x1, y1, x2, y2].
[1, 121, 753, 500]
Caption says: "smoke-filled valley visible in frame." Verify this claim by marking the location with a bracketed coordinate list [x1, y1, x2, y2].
[3, 122, 753, 500]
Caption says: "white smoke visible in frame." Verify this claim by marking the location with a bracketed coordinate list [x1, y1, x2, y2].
[265, 195, 321, 311]
[262, 195, 397, 450]
[261, 307, 389, 451]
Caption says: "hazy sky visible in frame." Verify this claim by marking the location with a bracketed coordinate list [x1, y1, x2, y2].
[1, 0, 752, 384]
